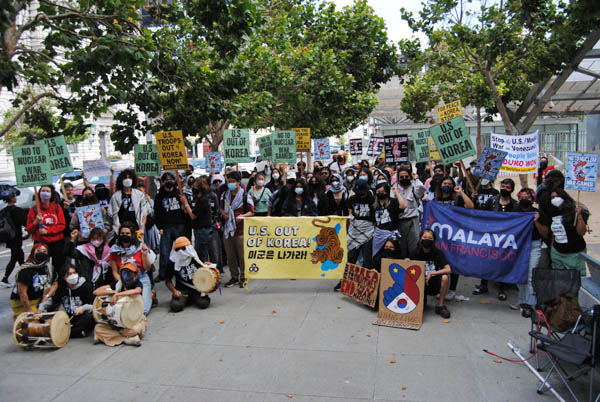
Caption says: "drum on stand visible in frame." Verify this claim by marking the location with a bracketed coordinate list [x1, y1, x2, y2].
[192, 266, 222, 293]
[92, 295, 144, 328]
[13, 311, 71, 349]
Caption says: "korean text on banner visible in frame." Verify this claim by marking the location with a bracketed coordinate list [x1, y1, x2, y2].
[83, 159, 111, 177]
[430, 117, 475, 164]
[565, 152, 598, 192]
[341, 263, 380, 308]
[383, 134, 409, 164]
[244, 216, 348, 280]
[367, 137, 384, 156]
[34, 136, 73, 175]
[272, 130, 296, 164]
[76, 205, 105, 238]
[350, 139, 363, 156]
[134, 144, 161, 176]
[412, 130, 430, 163]
[155, 130, 188, 170]
[13, 144, 51, 188]
[292, 128, 310, 152]
[313, 139, 330, 161]
[437, 100, 463, 123]
[373, 259, 425, 330]
[223, 129, 250, 164]
[471, 147, 508, 181]
[422, 201, 534, 284]
[205, 152, 224, 174]
[490, 132, 539, 173]
[257, 134, 272, 160]
[427, 137, 441, 162]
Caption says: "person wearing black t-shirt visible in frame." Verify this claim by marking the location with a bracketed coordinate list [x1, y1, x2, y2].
[374, 183, 406, 231]
[472, 179, 499, 209]
[0, 189, 27, 286]
[10, 243, 51, 318]
[181, 176, 215, 263]
[410, 229, 451, 319]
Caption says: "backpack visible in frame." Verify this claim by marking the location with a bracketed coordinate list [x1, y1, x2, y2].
[0, 208, 16, 242]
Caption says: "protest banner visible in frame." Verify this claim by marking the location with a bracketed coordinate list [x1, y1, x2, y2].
[471, 146, 508, 181]
[427, 137, 441, 162]
[34, 136, 73, 175]
[76, 205, 105, 237]
[373, 259, 425, 330]
[13, 144, 51, 188]
[412, 130, 430, 163]
[155, 130, 189, 170]
[422, 201, 534, 284]
[257, 134, 272, 160]
[83, 159, 111, 177]
[292, 128, 310, 152]
[272, 130, 296, 164]
[367, 137, 384, 157]
[223, 129, 250, 164]
[205, 152, 224, 173]
[340, 263, 380, 308]
[134, 144, 161, 176]
[313, 139, 331, 161]
[383, 134, 409, 164]
[430, 117, 475, 165]
[490, 132, 539, 174]
[565, 152, 598, 192]
[437, 99, 463, 123]
[349, 139, 363, 156]
[244, 216, 348, 280]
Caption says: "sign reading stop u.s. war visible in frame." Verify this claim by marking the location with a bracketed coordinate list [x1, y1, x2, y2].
[490, 132, 539, 174]
[430, 117, 475, 164]
[155, 130, 188, 170]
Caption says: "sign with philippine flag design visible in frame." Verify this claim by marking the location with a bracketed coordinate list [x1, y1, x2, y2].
[244, 216, 348, 280]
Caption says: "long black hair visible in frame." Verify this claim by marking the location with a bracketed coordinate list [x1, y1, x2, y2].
[116, 169, 138, 192]
[117, 221, 140, 247]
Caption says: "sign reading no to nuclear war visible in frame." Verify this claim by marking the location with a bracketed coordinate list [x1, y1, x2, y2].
[429, 117, 475, 164]
[155, 130, 188, 170]
[272, 130, 296, 164]
[34, 135, 73, 175]
[223, 129, 250, 163]
[13, 144, 52, 187]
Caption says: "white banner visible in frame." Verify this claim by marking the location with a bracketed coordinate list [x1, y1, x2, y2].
[490, 132, 539, 174]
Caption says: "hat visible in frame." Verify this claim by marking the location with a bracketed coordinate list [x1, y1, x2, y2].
[211, 174, 224, 184]
[173, 236, 191, 250]
[0, 189, 16, 201]
[287, 171, 296, 180]
[119, 261, 139, 274]
[354, 179, 369, 194]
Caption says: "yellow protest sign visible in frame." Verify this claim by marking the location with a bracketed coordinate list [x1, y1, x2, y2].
[437, 100, 463, 123]
[427, 137, 441, 162]
[292, 128, 311, 152]
[154, 130, 188, 170]
[244, 216, 348, 280]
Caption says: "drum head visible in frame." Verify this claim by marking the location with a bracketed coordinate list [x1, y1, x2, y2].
[193, 268, 215, 293]
[12, 312, 28, 347]
[50, 311, 71, 347]
[120, 295, 144, 328]
[92, 296, 103, 323]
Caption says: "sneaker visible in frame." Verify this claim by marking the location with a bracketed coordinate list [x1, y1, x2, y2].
[334, 281, 341, 292]
[472, 285, 488, 295]
[123, 335, 141, 346]
[0, 277, 10, 288]
[435, 305, 451, 319]
[224, 278, 238, 288]
[444, 290, 455, 301]
[498, 291, 507, 301]
[239, 280, 244, 288]
[520, 306, 532, 318]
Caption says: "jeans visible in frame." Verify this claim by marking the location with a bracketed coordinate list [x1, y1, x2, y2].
[194, 228, 213, 262]
[518, 239, 542, 306]
[140, 271, 152, 315]
[158, 224, 187, 278]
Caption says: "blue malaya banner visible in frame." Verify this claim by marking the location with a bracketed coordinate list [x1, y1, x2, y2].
[421, 201, 534, 284]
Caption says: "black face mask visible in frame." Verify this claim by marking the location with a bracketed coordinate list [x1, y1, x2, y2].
[519, 199, 533, 209]
[376, 192, 388, 200]
[399, 178, 411, 187]
[164, 182, 174, 190]
[83, 195, 95, 203]
[34, 252, 48, 263]
[421, 239, 434, 249]
[337, 157, 344, 163]
[382, 249, 395, 258]
[500, 189, 512, 198]
[120, 235, 132, 244]
[539, 161, 548, 169]
[192, 188, 201, 196]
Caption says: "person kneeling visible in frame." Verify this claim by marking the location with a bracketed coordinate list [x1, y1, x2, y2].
[410, 229, 451, 319]
[166, 237, 211, 313]
[93, 262, 146, 346]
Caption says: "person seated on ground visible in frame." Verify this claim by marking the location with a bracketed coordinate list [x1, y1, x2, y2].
[93, 262, 146, 346]
[410, 229, 452, 319]
[65, 227, 113, 290]
[10, 243, 51, 318]
[39, 261, 95, 337]
[373, 236, 403, 274]
[165, 237, 211, 312]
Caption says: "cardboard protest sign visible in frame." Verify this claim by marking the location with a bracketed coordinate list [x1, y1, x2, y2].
[34, 136, 73, 175]
[383, 134, 409, 164]
[205, 152, 224, 173]
[76, 205, 105, 237]
[471, 146, 508, 181]
[565, 152, 598, 192]
[437, 100, 463, 123]
[341, 263, 380, 308]
[83, 159, 111, 177]
[490, 132, 538, 173]
[412, 130, 430, 163]
[155, 130, 188, 170]
[257, 134, 272, 160]
[313, 139, 330, 161]
[292, 128, 310, 152]
[13, 144, 52, 187]
[427, 137, 441, 162]
[223, 129, 250, 164]
[244, 216, 348, 280]
[367, 137, 384, 156]
[373, 259, 425, 330]
[134, 144, 161, 176]
[272, 131, 296, 164]
[430, 117, 475, 164]
[350, 139, 363, 156]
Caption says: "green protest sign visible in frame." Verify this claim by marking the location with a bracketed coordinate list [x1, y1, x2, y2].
[223, 129, 250, 163]
[135, 144, 161, 176]
[13, 144, 52, 187]
[257, 134, 273, 160]
[412, 130, 430, 163]
[272, 130, 296, 164]
[34, 135, 73, 175]
[429, 117, 475, 164]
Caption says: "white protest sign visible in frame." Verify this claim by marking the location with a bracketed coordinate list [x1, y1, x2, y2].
[490, 132, 539, 174]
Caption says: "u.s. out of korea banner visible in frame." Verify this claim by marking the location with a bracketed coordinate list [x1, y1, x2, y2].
[244, 216, 348, 280]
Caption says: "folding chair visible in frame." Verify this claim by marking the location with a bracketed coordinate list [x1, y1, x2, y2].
[529, 304, 599, 402]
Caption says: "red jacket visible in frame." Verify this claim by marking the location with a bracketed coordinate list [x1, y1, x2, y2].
[26, 202, 66, 244]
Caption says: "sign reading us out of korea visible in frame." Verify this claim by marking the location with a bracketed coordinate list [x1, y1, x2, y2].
[34, 135, 73, 175]
[429, 116, 475, 164]
[155, 130, 189, 170]
[223, 129, 251, 164]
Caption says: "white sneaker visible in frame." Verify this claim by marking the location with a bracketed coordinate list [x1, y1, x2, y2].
[444, 290, 456, 301]
[123, 335, 141, 346]
[0, 278, 11, 288]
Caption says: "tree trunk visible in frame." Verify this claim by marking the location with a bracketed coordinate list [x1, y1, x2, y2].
[208, 120, 228, 152]
[476, 105, 482, 157]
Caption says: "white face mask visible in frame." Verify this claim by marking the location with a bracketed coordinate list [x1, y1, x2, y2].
[91, 239, 103, 248]
[481, 179, 490, 186]
[66, 274, 78, 285]
[272, 173, 280, 180]
[256, 180, 264, 187]
[346, 176, 354, 182]
[122, 178, 133, 188]
[551, 197, 564, 208]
